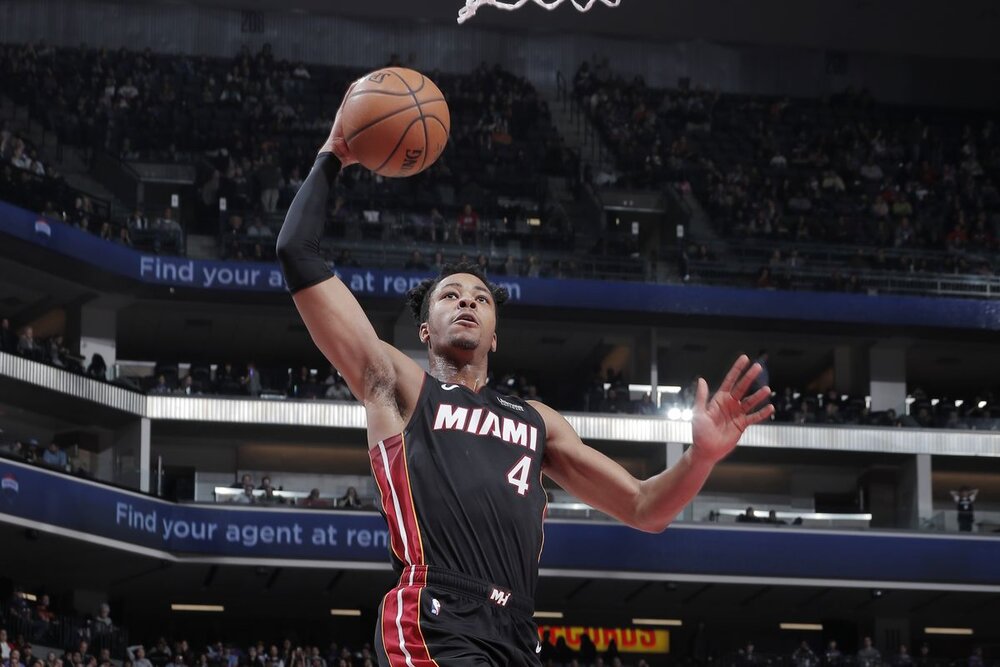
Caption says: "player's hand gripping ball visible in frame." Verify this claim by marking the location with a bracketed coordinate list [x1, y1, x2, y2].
[339, 68, 450, 178]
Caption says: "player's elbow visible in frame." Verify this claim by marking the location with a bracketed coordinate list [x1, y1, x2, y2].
[638, 517, 672, 533]
[630, 509, 672, 533]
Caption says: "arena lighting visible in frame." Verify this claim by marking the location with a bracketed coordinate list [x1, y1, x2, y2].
[534, 611, 564, 619]
[632, 618, 683, 626]
[955, 399, 964, 407]
[905, 397, 916, 405]
[978, 400, 987, 409]
[680, 408, 693, 421]
[780, 623, 823, 631]
[170, 604, 224, 612]
[931, 399, 940, 406]
[330, 609, 362, 616]
[924, 628, 973, 636]
[603, 383, 682, 394]
[666, 407, 681, 420]
[16, 592, 37, 601]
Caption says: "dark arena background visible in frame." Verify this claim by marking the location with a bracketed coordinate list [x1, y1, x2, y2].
[1, 0, 1000, 666]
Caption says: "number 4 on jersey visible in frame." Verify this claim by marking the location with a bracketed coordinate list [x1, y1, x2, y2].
[506, 455, 532, 496]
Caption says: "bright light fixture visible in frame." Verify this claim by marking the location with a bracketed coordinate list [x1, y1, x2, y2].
[330, 609, 362, 616]
[924, 627, 972, 636]
[171, 604, 224, 612]
[633, 618, 682, 626]
[780, 623, 823, 631]
[667, 407, 681, 420]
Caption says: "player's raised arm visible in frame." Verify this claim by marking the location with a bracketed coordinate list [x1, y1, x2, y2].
[536, 355, 774, 533]
[276, 86, 411, 406]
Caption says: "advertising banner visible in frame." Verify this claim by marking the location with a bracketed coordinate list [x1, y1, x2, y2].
[2, 200, 999, 329]
[3, 459, 1000, 589]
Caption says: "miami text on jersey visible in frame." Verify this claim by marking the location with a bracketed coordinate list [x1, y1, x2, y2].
[432, 403, 539, 451]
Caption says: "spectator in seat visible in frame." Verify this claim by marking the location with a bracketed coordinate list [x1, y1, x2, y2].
[42, 442, 68, 470]
[86, 354, 108, 382]
[323, 366, 353, 401]
[857, 637, 881, 667]
[150, 375, 170, 394]
[242, 362, 262, 397]
[127, 209, 149, 234]
[302, 489, 327, 508]
[116, 226, 133, 247]
[456, 204, 479, 246]
[258, 476, 283, 505]
[246, 217, 273, 242]
[893, 645, 913, 667]
[825, 641, 842, 666]
[155, 209, 184, 253]
[8, 650, 25, 667]
[17, 326, 43, 361]
[1, 318, 17, 353]
[146, 640, 171, 667]
[0, 632, 13, 661]
[232, 476, 256, 505]
[126, 648, 151, 667]
[92, 603, 112, 634]
[404, 250, 429, 271]
[793, 641, 817, 667]
[257, 156, 282, 214]
[32, 595, 55, 641]
[736, 506, 758, 523]
[338, 486, 362, 509]
[174, 375, 197, 396]
[950, 486, 978, 532]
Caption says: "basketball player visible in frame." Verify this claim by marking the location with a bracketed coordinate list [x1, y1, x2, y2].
[277, 84, 774, 667]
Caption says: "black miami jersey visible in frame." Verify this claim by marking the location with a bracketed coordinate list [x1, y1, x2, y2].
[369, 373, 549, 599]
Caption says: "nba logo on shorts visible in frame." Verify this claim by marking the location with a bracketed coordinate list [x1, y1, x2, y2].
[430, 598, 441, 615]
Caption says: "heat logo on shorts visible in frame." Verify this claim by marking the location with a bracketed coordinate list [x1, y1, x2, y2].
[489, 587, 511, 607]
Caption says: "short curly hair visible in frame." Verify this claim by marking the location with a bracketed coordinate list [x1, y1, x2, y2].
[405, 262, 509, 324]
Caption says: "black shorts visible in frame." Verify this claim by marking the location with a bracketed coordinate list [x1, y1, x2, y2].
[374, 565, 541, 667]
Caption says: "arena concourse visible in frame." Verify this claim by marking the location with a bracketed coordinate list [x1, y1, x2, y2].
[0, 1, 998, 666]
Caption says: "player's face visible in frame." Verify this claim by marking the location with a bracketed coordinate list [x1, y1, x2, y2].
[420, 273, 497, 355]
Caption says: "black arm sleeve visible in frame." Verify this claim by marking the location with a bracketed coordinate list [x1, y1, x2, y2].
[275, 152, 341, 293]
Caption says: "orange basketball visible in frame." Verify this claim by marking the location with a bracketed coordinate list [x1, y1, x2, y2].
[341, 67, 450, 178]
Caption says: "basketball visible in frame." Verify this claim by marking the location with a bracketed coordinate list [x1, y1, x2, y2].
[341, 67, 451, 178]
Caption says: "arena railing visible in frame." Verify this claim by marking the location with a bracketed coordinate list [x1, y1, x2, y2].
[0, 597, 129, 658]
[689, 261, 1000, 299]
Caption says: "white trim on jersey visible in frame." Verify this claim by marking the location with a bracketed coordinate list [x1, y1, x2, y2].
[378, 439, 412, 565]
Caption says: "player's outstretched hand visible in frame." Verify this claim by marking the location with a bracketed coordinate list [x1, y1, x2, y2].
[319, 79, 360, 167]
[690, 354, 774, 464]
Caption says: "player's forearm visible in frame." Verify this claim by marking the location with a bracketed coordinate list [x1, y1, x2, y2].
[634, 447, 715, 532]
[276, 153, 340, 293]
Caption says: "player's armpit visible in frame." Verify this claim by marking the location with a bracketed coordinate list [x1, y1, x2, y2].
[529, 400, 648, 530]
[290, 279, 397, 404]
